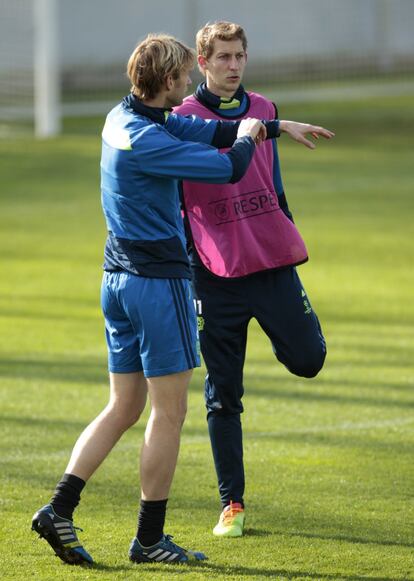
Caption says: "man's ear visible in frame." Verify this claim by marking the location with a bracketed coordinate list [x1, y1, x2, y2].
[197, 55, 208, 75]
[165, 74, 174, 91]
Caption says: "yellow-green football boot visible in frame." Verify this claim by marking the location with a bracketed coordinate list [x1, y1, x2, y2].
[213, 502, 245, 537]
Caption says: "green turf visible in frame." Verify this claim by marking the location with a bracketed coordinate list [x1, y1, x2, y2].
[1, 93, 413, 580]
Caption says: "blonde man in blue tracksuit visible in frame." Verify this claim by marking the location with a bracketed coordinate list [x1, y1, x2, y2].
[31, 33, 269, 566]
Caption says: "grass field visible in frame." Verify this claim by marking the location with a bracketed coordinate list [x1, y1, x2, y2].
[1, 93, 413, 580]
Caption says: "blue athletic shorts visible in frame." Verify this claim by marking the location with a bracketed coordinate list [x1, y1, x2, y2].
[101, 271, 200, 376]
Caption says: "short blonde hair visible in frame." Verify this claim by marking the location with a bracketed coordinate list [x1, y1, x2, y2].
[196, 21, 247, 60]
[127, 33, 195, 100]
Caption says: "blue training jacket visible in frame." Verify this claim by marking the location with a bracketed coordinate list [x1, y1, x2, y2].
[100, 94, 257, 278]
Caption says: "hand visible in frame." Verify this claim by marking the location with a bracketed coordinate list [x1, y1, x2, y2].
[255, 123, 267, 144]
[237, 118, 267, 143]
[279, 120, 335, 149]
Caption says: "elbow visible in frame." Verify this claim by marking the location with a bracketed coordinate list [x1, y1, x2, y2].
[229, 166, 247, 184]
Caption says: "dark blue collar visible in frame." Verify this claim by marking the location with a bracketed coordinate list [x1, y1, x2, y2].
[122, 93, 171, 125]
[194, 83, 249, 118]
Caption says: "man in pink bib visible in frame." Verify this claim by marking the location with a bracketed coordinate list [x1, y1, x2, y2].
[174, 21, 334, 537]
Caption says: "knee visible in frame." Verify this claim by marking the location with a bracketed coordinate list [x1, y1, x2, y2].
[172, 401, 188, 428]
[293, 363, 322, 379]
[106, 401, 144, 431]
[155, 402, 188, 430]
[286, 349, 326, 379]
[205, 376, 243, 416]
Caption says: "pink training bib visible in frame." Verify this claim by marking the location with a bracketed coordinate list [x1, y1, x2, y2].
[175, 93, 308, 278]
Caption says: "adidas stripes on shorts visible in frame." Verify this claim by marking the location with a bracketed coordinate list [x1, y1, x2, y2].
[101, 271, 200, 376]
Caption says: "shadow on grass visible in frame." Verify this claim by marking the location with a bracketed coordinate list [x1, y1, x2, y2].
[0, 358, 205, 393]
[0, 357, 107, 384]
[2, 293, 98, 307]
[242, 376, 414, 410]
[2, 410, 413, 460]
[244, 428, 414, 456]
[0, 308, 98, 322]
[323, 311, 414, 329]
[287, 530, 414, 550]
[1, 414, 95, 431]
[199, 563, 402, 581]
[245, 368, 413, 392]
[243, 527, 272, 537]
[1, 356, 413, 409]
[90, 560, 402, 580]
[0, 292, 100, 321]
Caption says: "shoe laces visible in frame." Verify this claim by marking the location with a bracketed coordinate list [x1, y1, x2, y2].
[52, 508, 83, 533]
[163, 534, 185, 553]
[222, 501, 243, 523]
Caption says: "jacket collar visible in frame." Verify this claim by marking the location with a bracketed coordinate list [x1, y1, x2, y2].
[194, 82, 249, 118]
[123, 93, 171, 125]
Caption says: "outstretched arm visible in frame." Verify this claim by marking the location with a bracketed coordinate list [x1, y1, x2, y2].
[166, 113, 267, 148]
[279, 120, 335, 149]
[132, 119, 264, 185]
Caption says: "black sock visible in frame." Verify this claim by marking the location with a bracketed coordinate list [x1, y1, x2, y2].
[136, 499, 168, 547]
[50, 473, 86, 521]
